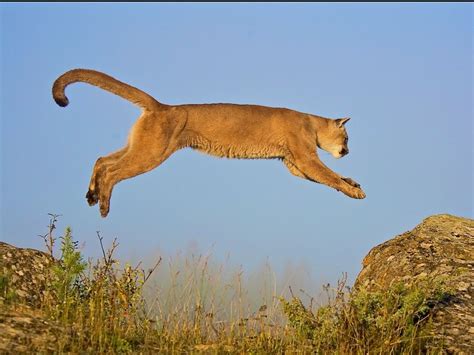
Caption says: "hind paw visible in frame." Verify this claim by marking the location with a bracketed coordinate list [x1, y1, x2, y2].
[99, 202, 110, 218]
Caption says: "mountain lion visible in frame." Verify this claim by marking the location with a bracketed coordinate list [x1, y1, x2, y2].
[53, 69, 366, 217]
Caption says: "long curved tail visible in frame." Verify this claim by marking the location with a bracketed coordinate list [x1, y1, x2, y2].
[52, 69, 162, 110]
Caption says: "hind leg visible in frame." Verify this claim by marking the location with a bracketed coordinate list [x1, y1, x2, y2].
[86, 147, 128, 206]
[97, 146, 175, 217]
[96, 110, 187, 217]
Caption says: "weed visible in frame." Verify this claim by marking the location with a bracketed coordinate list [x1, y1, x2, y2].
[0, 273, 17, 304]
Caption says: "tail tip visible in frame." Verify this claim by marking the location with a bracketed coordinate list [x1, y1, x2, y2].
[54, 96, 69, 107]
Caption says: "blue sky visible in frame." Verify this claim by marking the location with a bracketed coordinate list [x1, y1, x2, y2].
[1, 3, 472, 287]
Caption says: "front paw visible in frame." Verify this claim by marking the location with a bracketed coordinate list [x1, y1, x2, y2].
[342, 177, 360, 188]
[348, 186, 366, 199]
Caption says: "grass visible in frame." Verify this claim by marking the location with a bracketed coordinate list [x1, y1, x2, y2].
[1, 216, 454, 353]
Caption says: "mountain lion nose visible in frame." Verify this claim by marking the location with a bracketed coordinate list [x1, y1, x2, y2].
[340, 148, 348, 156]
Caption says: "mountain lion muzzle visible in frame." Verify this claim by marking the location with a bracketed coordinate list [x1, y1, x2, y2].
[52, 69, 366, 217]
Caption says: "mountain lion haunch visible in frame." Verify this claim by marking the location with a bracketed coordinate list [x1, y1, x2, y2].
[53, 69, 366, 217]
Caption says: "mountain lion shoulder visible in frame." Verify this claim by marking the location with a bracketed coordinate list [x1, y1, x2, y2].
[52, 68, 366, 217]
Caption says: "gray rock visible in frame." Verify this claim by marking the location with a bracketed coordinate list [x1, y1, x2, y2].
[354, 214, 474, 353]
[0, 242, 68, 353]
[0, 241, 56, 307]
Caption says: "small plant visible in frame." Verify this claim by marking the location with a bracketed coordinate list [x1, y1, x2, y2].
[50, 227, 87, 319]
[0, 273, 17, 304]
[38, 213, 61, 257]
[279, 295, 316, 339]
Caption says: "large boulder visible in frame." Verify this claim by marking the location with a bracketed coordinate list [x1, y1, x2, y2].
[0, 242, 68, 353]
[354, 214, 474, 353]
[0, 241, 55, 306]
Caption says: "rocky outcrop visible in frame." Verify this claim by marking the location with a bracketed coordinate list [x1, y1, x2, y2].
[0, 242, 55, 306]
[355, 214, 474, 353]
[0, 305, 65, 353]
[0, 242, 66, 353]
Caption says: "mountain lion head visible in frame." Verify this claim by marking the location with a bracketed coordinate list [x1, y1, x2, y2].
[318, 117, 351, 159]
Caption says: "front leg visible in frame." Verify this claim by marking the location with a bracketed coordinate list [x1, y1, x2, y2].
[283, 159, 308, 179]
[284, 159, 363, 190]
[287, 145, 365, 199]
[342, 176, 361, 188]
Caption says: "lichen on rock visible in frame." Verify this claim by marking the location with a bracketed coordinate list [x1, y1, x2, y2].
[0, 242, 57, 307]
[354, 214, 474, 353]
[0, 242, 67, 353]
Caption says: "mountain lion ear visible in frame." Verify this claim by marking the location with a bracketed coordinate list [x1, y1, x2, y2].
[336, 117, 351, 128]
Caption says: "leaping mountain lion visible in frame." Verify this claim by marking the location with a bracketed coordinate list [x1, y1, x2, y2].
[53, 69, 366, 217]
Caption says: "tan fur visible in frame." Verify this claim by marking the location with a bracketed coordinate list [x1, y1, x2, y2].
[53, 69, 366, 217]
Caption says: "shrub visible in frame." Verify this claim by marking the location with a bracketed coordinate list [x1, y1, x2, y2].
[280, 275, 454, 353]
